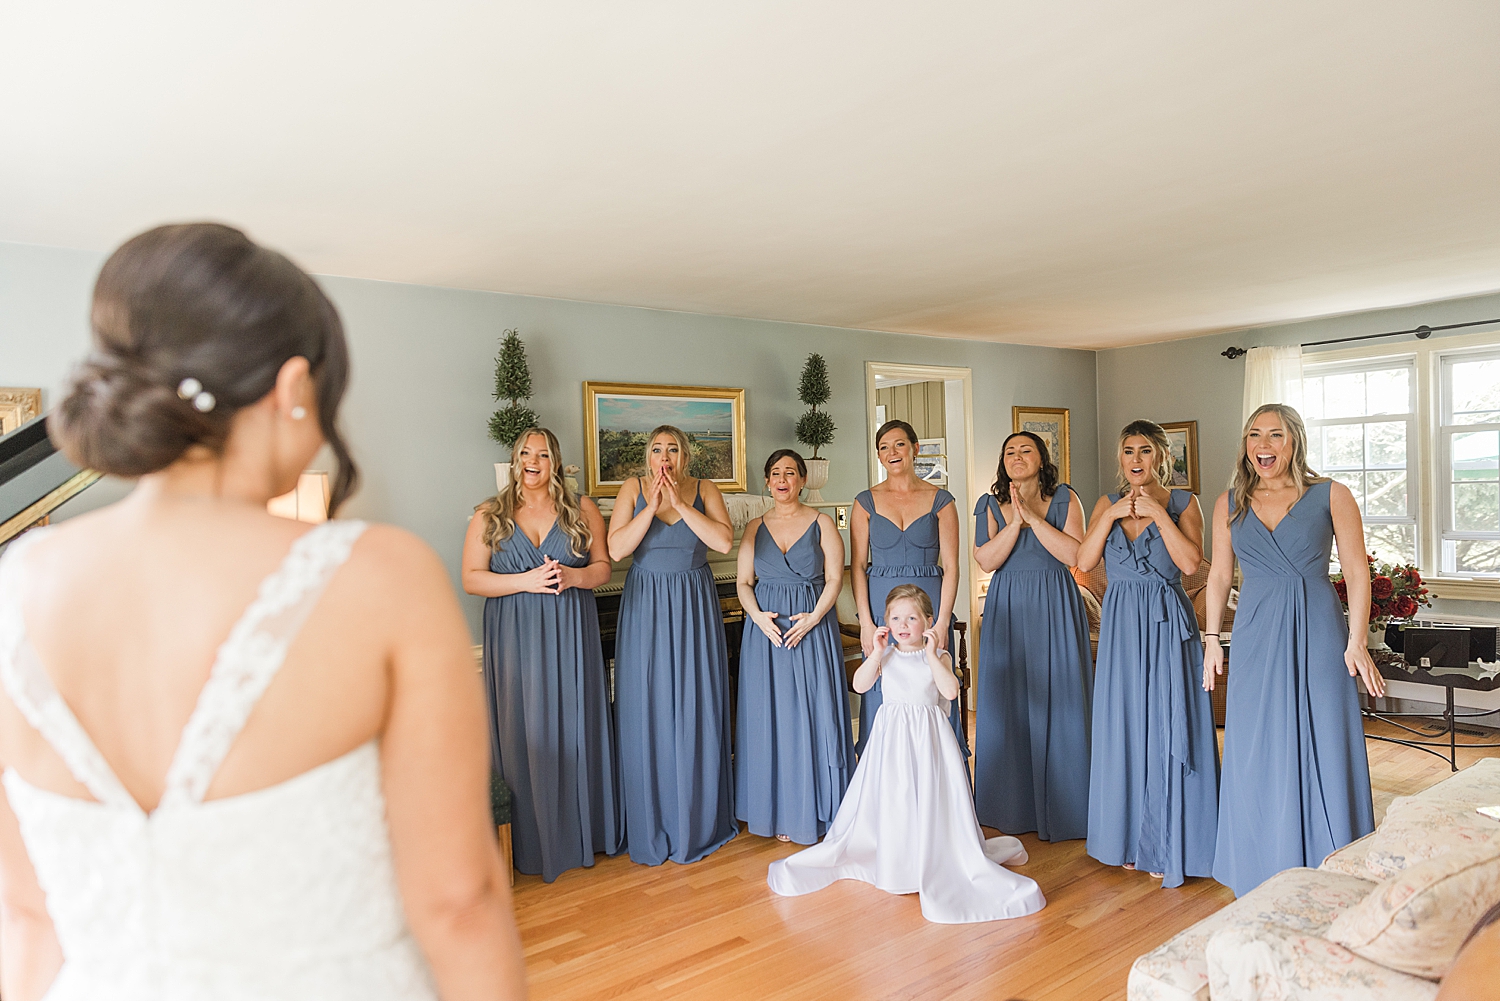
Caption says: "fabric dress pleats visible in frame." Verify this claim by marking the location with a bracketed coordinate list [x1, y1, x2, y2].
[1085, 490, 1220, 887]
[735, 520, 855, 844]
[614, 482, 736, 866]
[483, 521, 623, 882]
[1213, 480, 1374, 896]
[972, 488, 1094, 842]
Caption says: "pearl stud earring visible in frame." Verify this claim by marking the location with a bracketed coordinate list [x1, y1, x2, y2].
[290, 406, 307, 420]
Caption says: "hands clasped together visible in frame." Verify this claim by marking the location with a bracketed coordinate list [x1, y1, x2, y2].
[519, 556, 585, 595]
[1102, 484, 1168, 526]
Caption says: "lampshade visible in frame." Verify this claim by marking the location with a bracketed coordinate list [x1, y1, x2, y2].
[267, 471, 330, 524]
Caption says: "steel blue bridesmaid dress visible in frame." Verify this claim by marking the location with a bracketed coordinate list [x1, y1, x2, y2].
[483, 518, 623, 882]
[735, 519, 855, 844]
[1085, 490, 1219, 887]
[973, 487, 1093, 841]
[1214, 479, 1374, 896]
[614, 479, 737, 866]
[854, 488, 969, 758]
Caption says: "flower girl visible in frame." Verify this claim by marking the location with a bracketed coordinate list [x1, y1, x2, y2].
[767, 585, 1046, 923]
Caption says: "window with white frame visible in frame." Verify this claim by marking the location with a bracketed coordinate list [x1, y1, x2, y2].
[1303, 359, 1417, 566]
[1440, 351, 1500, 576]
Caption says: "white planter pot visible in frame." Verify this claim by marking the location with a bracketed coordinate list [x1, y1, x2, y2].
[494, 461, 512, 494]
[803, 457, 830, 504]
[1366, 622, 1389, 651]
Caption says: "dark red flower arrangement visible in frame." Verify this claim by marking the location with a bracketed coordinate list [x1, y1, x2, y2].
[1331, 554, 1431, 626]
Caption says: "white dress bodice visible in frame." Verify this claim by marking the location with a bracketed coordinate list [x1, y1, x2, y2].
[0, 523, 438, 1000]
[876, 647, 945, 707]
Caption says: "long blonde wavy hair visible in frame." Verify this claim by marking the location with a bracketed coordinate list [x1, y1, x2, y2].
[1229, 404, 1328, 522]
[475, 427, 592, 556]
[1116, 419, 1175, 492]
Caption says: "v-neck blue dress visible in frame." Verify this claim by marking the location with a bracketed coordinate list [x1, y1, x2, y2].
[615, 479, 737, 866]
[973, 488, 1093, 842]
[735, 519, 855, 844]
[855, 489, 969, 759]
[1214, 480, 1374, 896]
[1085, 491, 1219, 887]
[483, 514, 623, 882]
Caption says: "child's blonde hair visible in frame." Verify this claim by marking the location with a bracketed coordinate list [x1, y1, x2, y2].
[884, 584, 933, 620]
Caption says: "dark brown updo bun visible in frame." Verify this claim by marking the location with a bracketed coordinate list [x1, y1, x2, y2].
[51, 222, 359, 512]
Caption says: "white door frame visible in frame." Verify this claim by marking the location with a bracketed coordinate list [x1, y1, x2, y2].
[863, 361, 982, 633]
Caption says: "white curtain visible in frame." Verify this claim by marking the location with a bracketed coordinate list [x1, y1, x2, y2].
[1242, 345, 1304, 425]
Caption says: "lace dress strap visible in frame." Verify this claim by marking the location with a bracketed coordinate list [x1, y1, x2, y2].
[0, 530, 140, 809]
[158, 520, 369, 809]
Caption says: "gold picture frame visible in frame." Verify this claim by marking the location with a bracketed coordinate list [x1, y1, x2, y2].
[1012, 406, 1071, 484]
[1159, 420, 1201, 493]
[0, 388, 43, 436]
[583, 382, 748, 497]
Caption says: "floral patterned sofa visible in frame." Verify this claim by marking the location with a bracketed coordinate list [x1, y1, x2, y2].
[1128, 757, 1500, 1001]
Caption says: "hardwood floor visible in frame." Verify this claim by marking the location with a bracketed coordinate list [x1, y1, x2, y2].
[511, 718, 1500, 1001]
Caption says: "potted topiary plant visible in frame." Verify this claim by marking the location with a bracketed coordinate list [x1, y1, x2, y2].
[794, 352, 836, 503]
[489, 328, 540, 492]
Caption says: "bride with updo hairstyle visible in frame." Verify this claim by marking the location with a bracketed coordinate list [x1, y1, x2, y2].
[0, 223, 524, 999]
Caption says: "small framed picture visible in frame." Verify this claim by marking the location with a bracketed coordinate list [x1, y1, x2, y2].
[917, 437, 945, 456]
[1012, 406, 1070, 484]
[1159, 420, 1200, 493]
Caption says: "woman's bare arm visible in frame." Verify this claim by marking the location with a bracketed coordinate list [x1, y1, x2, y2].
[460, 512, 560, 598]
[1027, 489, 1085, 566]
[555, 499, 612, 592]
[1202, 493, 1234, 691]
[673, 479, 734, 554]
[0, 783, 62, 1001]
[1075, 494, 1119, 572]
[1330, 481, 1384, 697]
[373, 529, 527, 1000]
[606, 477, 655, 562]
[784, 513, 846, 648]
[851, 502, 876, 654]
[934, 503, 959, 650]
[974, 499, 1022, 572]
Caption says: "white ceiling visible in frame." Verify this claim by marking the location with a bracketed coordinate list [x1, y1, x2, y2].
[3, 2, 1498, 349]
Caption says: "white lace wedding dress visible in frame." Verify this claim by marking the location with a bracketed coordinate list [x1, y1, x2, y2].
[767, 646, 1047, 924]
[0, 522, 439, 1000]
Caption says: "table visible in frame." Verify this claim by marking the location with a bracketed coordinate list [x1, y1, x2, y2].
[1363, 651, 1500, 771]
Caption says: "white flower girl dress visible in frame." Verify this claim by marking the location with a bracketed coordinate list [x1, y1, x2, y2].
[767, 646, 1046, 924]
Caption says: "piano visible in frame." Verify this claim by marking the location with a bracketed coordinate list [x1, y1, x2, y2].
[0, 416, 102, 549]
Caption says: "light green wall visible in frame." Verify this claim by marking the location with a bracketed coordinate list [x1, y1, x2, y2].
[2, 240, 1099, 635]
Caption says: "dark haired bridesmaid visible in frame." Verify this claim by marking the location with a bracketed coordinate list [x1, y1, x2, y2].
[462, 428, 621, 882]
[1078, 420, 1218, 887]
[851, 419, 967, 757]
[973, 431, 1092, 842]
[608, 424, 737, 866]
[735, 449, 854, 844]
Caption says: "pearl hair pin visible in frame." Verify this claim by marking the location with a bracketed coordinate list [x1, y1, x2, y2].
[176, 377, 216, 413]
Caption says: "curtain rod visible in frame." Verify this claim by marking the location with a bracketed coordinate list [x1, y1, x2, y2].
[1220, 317, 1500, 360]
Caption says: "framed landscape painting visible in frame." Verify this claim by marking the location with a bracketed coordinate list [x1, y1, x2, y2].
[1160, 420, 1200, 492]
[583, 382, 748, 496]
[1012, 406, 1070, 484]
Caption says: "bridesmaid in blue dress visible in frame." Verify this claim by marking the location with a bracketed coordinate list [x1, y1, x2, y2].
[851, 420, 967, 757]
[735, 449, 854, 844]
[1203, 404, 1383, 896]
[1078, 420, 1218, 887]
[973, 431, 1093, 842]
[607, 424, 737, 866]
[462, 428, 622, 882]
